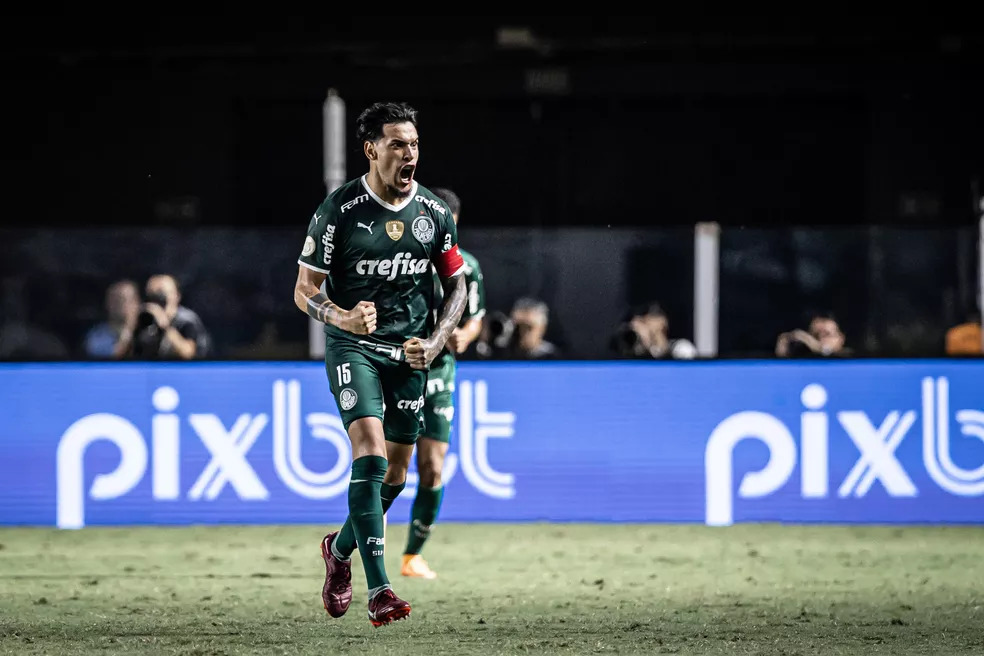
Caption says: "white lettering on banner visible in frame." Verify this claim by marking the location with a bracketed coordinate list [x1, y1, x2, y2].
[151, 386, 180, 500]
[55, 381, 352, 528]
[836, 412, 916, 498]
[57, 414, 148, 530]
[704, 411, 797, 526]
[705, 377, 984, 526]
[187, 414, 269, 501]
[923, 377, 984, 495]
[401, 381, 515, 499]
[458, 381, 516, 499]
[55, 378, 515, 528]
[273, 380, 352, 499]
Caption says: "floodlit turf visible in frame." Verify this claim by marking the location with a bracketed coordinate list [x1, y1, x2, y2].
[0, 523, 982, 655]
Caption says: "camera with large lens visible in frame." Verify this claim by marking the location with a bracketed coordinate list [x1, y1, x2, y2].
[611, 322, 642, 357]
[785, 334, 816, 358]
[485, 311, 515, 349]
[136, 291, 169, 330]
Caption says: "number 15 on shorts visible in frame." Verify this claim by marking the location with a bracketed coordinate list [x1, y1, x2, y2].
[336, 363, 352, 385]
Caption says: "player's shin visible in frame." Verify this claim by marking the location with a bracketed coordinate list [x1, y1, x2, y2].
[404, 485, 444, 555]
[346, 455, 391, 593]
[334, 480, 406, 560]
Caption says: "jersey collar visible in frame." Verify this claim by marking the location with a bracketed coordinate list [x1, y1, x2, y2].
[361, 175, 417, 213]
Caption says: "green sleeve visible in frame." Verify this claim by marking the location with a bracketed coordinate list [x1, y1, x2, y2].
[297, 202, 341, 275]
[462, 252, 486, 321]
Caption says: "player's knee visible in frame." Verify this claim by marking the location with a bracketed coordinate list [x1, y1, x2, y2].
[347, 417, 386, 457]
[418, 454, 444, 488]
[419, 469, 442, 488]
[383, 461, 409, 485]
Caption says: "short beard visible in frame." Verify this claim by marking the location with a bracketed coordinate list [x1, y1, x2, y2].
[386, 182, 413, 199]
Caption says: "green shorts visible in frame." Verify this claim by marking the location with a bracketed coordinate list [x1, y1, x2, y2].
[422, 350, 456, 443]
[324, 337, 427, 445]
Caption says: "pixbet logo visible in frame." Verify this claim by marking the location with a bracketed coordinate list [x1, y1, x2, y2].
[705, 377, 984, 526]
[56, 379, 516, 528]
[56, 381, 350, 529]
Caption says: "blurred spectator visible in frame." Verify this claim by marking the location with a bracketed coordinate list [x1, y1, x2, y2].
[776, 312, 852, 358]
[131, 274, 211, 360]
[509, 297, 560, 359]
[84, 279, 140, 359]
[476, 299, 561, 359]
[610, 302, 697, 360]
[945, 310, 982, 356]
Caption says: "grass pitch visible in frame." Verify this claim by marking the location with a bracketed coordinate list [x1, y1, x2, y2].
[0, 523, 981, 655]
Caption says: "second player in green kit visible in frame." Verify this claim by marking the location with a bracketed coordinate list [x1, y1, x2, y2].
[293, 102, 467, 627]
[401, 187, 486, 580]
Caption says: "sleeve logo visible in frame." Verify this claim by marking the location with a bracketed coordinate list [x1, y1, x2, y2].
[301, 236, 316, 257]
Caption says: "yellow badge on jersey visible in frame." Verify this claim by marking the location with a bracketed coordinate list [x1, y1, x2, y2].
[386, 220, 404, 241]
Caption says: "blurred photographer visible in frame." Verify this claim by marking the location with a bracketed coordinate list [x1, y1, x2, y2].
[131, 274, 211, 360]
[475, 310, 512, 359]
[610, 302, 696, 360]
[476, 298, 560, 359]
[775, 312, 851, 358]
[84, 279, 140, 359]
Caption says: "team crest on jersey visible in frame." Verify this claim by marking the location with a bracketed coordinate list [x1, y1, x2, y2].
[340, 388, 358, 411]
[386, 220, 404, 241]
[412, 216, 435, 244]
[301, 236, 316, 257]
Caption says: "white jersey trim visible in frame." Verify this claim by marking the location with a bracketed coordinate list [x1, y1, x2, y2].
[361, 175, 418, 213]
[298, 260, 331, 274]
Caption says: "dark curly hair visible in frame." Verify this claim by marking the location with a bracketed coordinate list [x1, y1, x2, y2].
[355, 102, 418, 144]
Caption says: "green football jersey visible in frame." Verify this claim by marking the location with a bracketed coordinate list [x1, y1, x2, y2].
[297, 175, 462, 347]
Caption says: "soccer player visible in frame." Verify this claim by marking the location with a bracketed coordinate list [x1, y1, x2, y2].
[401, 187, 485, 580]
[293, 102, 467, 627]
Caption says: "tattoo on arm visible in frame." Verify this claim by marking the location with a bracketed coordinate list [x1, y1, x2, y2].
[306, 292, 341, 325]
[431, 275, 467, 349]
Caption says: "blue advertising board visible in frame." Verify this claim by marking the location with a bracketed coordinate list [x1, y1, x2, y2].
[1, 361, 982, 527]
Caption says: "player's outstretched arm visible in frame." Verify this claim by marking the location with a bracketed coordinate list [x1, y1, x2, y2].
[451, 316, 483, 354]
[294, 266, 377, 335]
[404, 273, 466, 370]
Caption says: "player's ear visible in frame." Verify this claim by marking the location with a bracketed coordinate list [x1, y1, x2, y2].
[364, 140, 376, 161]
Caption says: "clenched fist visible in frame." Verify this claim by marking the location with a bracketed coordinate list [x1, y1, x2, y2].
[403, 336, 439, 371]
[337, 301, 376, 335]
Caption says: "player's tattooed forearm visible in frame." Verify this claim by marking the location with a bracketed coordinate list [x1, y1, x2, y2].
[432, 275, 467, 347]
[306, 293, 340, 325]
